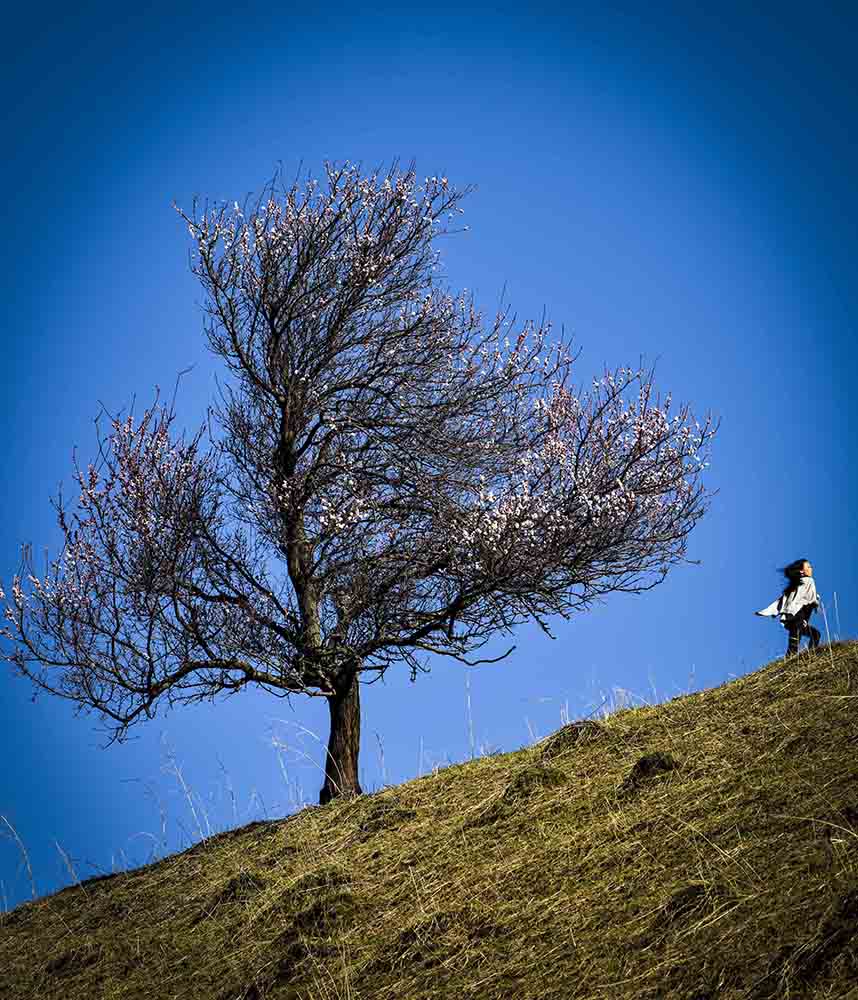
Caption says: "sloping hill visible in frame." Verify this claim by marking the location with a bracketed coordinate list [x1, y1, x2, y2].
[2, 641, 858, 1000]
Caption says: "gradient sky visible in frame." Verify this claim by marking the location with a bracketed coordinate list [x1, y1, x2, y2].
[1, 1, 855, 912]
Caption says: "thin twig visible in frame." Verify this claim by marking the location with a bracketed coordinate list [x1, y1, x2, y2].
[54, 840, 86, 896]
[0, 815, 37, 901]
[819, 598, 841, 686]
[465, 669, 476, 760]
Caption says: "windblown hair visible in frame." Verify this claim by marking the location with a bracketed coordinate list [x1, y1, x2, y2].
[780, 558, 810, 595]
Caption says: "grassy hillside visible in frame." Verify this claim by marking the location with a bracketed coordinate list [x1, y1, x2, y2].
[2, 641, 858, 1000]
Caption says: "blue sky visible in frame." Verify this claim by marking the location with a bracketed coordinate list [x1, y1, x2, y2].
[1, 1, 855, 911]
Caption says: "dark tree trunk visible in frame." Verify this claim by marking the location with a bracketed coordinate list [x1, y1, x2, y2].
[319, 668, 363, 805]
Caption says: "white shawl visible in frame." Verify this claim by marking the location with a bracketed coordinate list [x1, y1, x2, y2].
[756, 576, 818, 621]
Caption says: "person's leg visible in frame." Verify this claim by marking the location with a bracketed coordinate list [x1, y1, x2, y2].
[786, 619, 801, 655]
[798, 606, 821, 650]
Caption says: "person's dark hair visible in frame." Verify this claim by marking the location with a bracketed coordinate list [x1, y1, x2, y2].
[780, 558, 809, 595]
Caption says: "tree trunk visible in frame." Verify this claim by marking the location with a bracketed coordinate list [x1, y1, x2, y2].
[319, 668, 363, 805]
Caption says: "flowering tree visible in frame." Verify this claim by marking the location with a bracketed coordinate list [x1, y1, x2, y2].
[1, 159, 717, 805]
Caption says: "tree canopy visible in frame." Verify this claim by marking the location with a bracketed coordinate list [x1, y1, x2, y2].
[1, 159, 717, 804]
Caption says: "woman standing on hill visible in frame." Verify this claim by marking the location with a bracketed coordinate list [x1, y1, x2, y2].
[756, 558, 822, 656]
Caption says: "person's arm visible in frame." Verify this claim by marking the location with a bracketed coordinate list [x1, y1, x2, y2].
[806, 578, 819, 607]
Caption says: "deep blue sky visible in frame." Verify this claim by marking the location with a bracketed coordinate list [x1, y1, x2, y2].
[1, 2, 855, 911]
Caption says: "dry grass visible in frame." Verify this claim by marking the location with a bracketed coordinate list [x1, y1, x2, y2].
[2, 641, 858, 1000]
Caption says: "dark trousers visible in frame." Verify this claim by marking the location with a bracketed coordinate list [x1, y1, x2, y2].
[784, 605, 821, 655]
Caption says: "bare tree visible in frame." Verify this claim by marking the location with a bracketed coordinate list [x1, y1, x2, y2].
[1, 158, 717, 805]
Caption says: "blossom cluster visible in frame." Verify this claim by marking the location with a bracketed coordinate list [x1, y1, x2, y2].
[1, 400, 216, 646]
[440, 368, 712, 579]
[178, 163, 461, 307]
